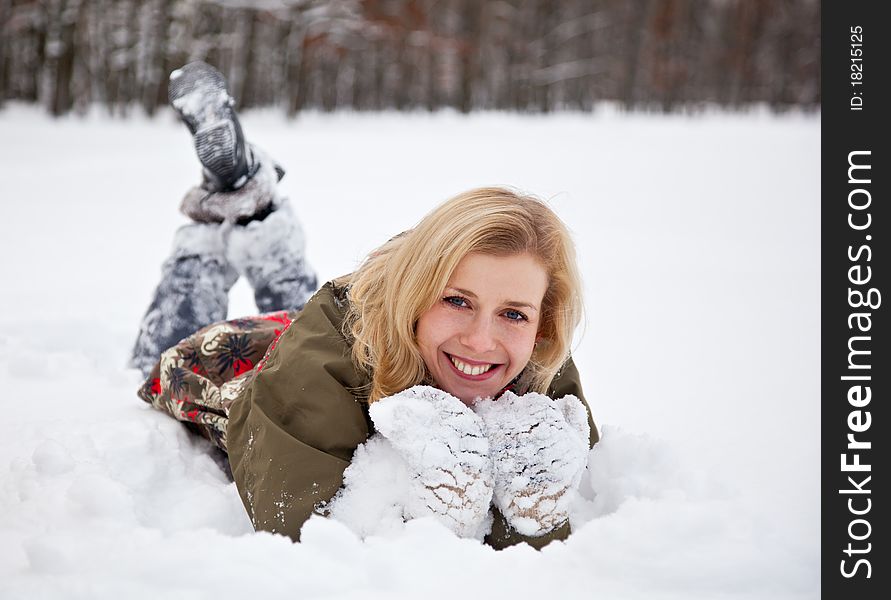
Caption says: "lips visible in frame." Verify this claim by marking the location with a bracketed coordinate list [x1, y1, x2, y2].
[444, 352, 502, 381]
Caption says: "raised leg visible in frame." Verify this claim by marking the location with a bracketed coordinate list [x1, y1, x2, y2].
[225, 195, 318, 314]
[130, 223, 238, 377]
[168, 61, 251, 192]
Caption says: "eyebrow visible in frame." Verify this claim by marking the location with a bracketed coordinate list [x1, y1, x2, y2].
[446, 287, 540, 313]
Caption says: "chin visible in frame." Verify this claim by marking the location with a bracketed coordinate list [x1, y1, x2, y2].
[444, 384, 500, 406]
[456, 394, 484, 407]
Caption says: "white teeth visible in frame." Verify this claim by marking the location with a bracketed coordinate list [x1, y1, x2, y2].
[449, 355, 494, 376]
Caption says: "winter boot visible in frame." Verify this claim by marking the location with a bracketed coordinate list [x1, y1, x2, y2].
[225, 198, 319, 314]
[179, 145, 283, 225]
[169, 61, 252, 193]
[130, 223, 238, 377]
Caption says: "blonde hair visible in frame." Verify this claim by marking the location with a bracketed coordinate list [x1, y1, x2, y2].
[344, 187, 583, 402]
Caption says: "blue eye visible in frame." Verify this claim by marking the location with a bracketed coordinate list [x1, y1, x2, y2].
[444, 296, 468, 308]
[504, 309, 528, 322]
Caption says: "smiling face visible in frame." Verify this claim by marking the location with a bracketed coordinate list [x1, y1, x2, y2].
[415, 252, 549, 405]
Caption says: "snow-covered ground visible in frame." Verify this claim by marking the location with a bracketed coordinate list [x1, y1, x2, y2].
[0, 104, 819, 599]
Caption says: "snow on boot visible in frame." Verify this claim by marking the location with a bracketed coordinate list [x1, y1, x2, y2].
[180, 145, 280, 224]
[130, 223, 238, 377]
[169, 61, 250, 192]
[225, 198, 318, 314]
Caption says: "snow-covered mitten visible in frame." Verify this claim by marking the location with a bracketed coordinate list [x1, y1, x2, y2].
[474, 391, 590, 537]
[130, 223, 237, 377]
[368, 385, 495, 539]
[224, 197, 318, 313]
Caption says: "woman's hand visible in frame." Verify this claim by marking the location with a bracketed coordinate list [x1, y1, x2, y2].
[474, 391, 590, 537]
[368, 385, 494, 539]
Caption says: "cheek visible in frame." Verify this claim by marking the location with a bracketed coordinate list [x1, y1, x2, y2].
[415, 316, 436, 356]
[416, 307, 454, 353]
[502, 325, 538, 363]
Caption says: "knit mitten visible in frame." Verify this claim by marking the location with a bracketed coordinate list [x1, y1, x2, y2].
[369, 385, 494, 539]
[474, 391, 590, 537]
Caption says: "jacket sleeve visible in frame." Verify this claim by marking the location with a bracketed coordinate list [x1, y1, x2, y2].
[483, 355, 598, 550]
[227, 282, 371, 540]
[549, 356, 599, 448]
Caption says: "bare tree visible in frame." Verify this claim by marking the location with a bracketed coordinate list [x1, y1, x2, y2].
[0, 0, 820, 116]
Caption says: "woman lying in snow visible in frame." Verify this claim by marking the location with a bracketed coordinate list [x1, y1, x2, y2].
[132, 62, 599, 550]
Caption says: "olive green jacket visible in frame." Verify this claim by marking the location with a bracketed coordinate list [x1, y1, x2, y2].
[228, 279, 599, 549]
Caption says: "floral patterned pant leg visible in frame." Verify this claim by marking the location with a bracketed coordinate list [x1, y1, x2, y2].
[137, 311, 297, 452]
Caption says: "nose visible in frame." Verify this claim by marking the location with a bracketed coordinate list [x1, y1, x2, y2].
[458, 314, 498, 355]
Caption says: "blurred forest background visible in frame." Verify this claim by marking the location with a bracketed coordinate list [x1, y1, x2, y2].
[0, 0, 820, 116]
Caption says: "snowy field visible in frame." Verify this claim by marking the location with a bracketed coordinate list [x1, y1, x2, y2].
[0, 104, 820, 599]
